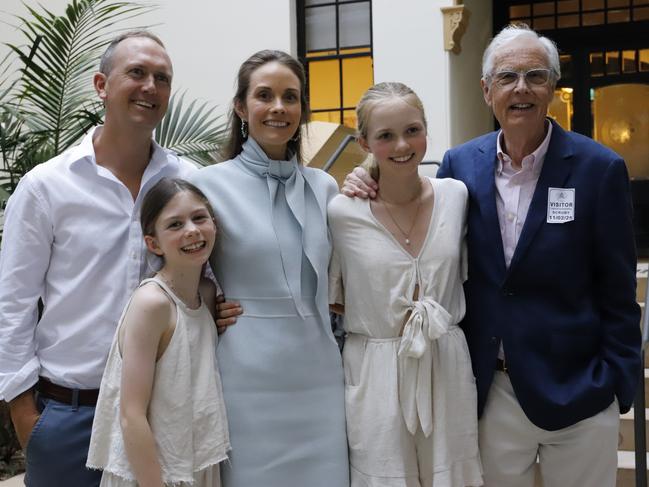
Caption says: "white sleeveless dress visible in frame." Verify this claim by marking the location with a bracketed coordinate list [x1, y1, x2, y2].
[87, 277, 230, 486]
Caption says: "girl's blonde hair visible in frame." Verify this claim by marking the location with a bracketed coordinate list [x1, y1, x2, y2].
[356, 82, 427, 180]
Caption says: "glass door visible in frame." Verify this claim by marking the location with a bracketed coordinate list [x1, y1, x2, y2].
[592, 83, 649, 179]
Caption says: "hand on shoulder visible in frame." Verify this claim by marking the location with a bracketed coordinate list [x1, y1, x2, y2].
[341, 166, 377, 199]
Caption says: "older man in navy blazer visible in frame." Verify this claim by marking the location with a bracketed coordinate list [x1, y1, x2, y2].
[437, 25, 641, 487]
[345, 24, 641, 487]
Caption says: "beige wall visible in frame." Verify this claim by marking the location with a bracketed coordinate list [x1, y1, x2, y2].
[0, 0, 295, 119]
[371, 0, 493, 162]
[448, 0, 494, 147]
[372, 0, 450, 162]
[1, 0, 493, 156]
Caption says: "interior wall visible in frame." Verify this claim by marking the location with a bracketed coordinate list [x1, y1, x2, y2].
[371, 0, 451, 162]
[448, 0, 495, 146]
[371, 0, 494, 161]
[1, 0, 495, 156]
[0, 0, 294, 119]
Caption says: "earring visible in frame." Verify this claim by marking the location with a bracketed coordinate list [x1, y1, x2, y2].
[290, 130, 300, 143]
[241, 120, 248, 139]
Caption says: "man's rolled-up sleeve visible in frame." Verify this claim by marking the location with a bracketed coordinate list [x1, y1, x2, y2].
[0, 175, 53, 401]
[595, 158, 642, 413]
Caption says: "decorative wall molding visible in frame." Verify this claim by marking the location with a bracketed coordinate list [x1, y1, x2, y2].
[441, 1, 471, 55]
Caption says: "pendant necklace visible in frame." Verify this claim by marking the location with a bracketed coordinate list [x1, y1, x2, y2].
[381, 182, 423, 246]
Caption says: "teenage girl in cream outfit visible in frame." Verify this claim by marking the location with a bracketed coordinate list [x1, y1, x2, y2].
[329, 82, 483, 487]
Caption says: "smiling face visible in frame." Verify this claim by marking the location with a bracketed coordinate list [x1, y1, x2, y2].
[94, 36, 173, 133]
[482, 36, 554, 142]
[145, 191, 216, 269]
[235, 61, 302, 160]
[359, 97, 427, 179]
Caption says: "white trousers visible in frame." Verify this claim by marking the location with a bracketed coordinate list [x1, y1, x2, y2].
[479, 371, 619, 487]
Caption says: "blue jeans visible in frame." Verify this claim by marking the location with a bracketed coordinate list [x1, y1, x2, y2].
[24, 394, 101, 487]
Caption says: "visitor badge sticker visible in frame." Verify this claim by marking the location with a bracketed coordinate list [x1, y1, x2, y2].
[547, 188, 575, 223]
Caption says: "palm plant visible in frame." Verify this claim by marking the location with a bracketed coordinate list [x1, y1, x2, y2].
[0, 0, 227, 202]
[0, 0, 153, 197]
[155, 91, 227, 166]
[0, 52, 22, 205]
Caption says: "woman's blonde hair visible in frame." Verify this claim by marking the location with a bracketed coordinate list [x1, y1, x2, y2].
[356, 82, 427, 180]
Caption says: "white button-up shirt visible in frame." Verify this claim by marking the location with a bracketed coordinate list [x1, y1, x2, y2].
[0, 128, 196, 401]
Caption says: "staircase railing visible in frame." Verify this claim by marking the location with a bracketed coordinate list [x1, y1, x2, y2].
[321, 136, 442, 175]
[322, 135, 356, 173]
[420, 160, 441, 170]
[635, 265, 649, 487]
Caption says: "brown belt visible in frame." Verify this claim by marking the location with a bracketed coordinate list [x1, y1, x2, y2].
[495, 358, 509, 374]
[36, 377, 99, 407]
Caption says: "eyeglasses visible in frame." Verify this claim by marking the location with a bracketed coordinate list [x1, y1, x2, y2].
[489, 68, 553, 88]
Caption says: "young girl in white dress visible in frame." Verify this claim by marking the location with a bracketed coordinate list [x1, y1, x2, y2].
[87, 178, 230, 486]
[328, 82, 483, 486]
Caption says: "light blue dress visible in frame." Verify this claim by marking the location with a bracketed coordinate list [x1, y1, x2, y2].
[191, 138, 349, 487]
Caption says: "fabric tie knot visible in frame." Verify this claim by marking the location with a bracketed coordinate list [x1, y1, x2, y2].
[397, 298, 454, 437]
[236, 138, 328, 329]
[266, 159, 297, 183]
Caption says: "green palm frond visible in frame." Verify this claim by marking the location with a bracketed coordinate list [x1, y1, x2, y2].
[0, 0, 225, 222]
[0, 51, 25, 198]
[7, 0, 153, 158]
[155, 91, 226, 166]
[0, 0, 152, 201]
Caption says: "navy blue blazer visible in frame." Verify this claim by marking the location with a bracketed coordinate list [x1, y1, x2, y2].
[438, 120, 641, 431]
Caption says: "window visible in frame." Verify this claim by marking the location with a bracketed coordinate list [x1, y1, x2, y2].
[298, 0, 373, 128]
[507, 0, 649, 30]
[590, 48, 648, 76]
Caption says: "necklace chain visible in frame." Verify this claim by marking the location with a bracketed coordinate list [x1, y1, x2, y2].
[157, 272, 200, 308]
[380, 182, 423, 246]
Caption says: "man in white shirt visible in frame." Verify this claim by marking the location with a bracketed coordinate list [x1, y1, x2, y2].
[0, 31, 196, 486]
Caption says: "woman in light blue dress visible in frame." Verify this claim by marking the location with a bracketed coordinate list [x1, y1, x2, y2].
[190, 50, 349, 487]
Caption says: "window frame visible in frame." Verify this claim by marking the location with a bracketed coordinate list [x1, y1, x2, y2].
[297, 0, 374, 126]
